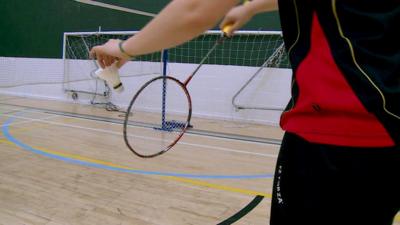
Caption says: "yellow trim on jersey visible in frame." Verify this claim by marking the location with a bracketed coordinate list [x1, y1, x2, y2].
[331, 0, 400, 120]
[284, 0, 301, 112]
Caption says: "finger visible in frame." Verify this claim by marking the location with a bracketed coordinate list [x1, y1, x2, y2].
[97, 56, 106, 69]
[106, 56, 116, 67]
[98, 62, 105, 69]
[109, 56, 118, 67]
[89, 48, 97, 59]
[103, 56, 111, 67]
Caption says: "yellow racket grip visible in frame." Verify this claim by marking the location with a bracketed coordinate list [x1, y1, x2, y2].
[222, 25, 233, 35]
[222, 0, 250, 36]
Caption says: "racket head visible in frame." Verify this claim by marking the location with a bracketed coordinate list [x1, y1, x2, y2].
[123, 76, 192, 158]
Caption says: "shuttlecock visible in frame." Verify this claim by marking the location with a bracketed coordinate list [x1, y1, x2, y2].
[95, 62, 124, 93]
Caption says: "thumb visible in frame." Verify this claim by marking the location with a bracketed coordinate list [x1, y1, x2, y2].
[220, 16, 233, 30]
[89, 47, 98, 59]
[224, 22, 241, 37]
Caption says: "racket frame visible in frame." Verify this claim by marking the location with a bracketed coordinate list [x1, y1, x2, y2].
[123, 76, 192, 158]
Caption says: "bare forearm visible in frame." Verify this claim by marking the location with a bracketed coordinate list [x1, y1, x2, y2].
[245, 0, 278, 15]
[123, 0, 237, 57]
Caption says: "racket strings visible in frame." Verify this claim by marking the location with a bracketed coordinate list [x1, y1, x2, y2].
[125, 77, 190, 157]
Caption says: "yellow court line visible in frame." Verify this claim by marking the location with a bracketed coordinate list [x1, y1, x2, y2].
[1, 114, 272, 198]
[3, 137, 397, 221]
[164, 176, 271, 198]
[0, 139, 13, 145]
[0, 137, 271, 198]
[1, 114, 399, 221]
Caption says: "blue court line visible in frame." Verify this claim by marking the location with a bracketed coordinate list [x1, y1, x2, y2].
[1, 115, 274, 180]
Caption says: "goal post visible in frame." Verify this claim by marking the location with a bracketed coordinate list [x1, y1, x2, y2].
[165, 30, 290, 112]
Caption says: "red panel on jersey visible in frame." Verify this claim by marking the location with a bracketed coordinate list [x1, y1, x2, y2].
[280, 13, 394, 147]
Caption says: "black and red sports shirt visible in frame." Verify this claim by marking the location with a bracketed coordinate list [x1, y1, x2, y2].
[278, 0, 400, 147]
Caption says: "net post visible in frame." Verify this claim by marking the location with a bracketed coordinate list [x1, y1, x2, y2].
[161, 49, 168, 128]
[62, 32, 67, 92]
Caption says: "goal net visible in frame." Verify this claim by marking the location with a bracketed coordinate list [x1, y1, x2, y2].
[62, 30, 289, 112]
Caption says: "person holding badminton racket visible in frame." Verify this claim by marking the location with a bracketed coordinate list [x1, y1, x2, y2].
[91, 0, 399, 224]
[221, 1, 400, 225]
[90, 0, 245, 93]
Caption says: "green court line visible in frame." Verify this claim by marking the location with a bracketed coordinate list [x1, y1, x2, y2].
[217, 195, 264, 225]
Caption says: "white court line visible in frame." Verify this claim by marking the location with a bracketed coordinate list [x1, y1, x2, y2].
[2, 112, 278, 158]
[4, 115, 60, 128]
[73, 0, 157, 17]
[0, 106, 26, 113]
[178, 142, 277, 158]
[0, 114, 60, 128]
[9, 108, 280, 147]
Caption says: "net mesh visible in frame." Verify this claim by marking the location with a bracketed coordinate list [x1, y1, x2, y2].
[168, 31, 289, 68]
[0, 57, 65, 88]
[63, 33, 163, 97]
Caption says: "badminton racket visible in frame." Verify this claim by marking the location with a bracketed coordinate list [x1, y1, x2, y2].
[123, 26, 232, 158]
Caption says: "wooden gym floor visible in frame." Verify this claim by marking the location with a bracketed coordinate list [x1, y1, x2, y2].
[0, 94, 399, 225]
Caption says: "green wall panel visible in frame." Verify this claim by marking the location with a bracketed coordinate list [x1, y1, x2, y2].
[0, 0, 281, 58]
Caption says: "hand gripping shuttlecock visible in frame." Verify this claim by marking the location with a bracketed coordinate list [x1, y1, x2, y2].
[95, 62, 124, 93]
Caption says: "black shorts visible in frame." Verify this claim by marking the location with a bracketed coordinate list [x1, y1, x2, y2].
[270, 133, 400, 225]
